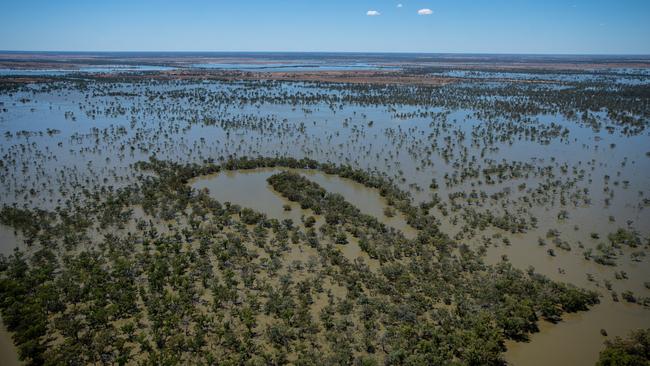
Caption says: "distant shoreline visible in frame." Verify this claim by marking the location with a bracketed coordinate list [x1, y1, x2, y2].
[1, 51, 649, 87]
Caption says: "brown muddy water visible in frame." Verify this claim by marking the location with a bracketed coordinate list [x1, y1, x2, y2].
[0, 317, 20, 366]
[483, 203, 650, 365]
[0, 226, 21, 365]
[190, 167, 417, 239]
[505, 301, 649, 366]
[0, 224, 21, 257]
[0, 79, 648, 365]
[191, 168, 648, 366]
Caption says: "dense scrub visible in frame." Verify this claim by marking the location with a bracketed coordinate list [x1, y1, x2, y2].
[0, 157, 599, 365]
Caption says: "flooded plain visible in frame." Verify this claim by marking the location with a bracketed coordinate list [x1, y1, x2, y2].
[191, 168, 416, 238]
[190, 62, 398, 72]
[0, 318, 20, 366]
[0, 65, 176, 76]
[505, 301, 650, 366]
[188, 164, 650, 366]
[0, 72, 648, 365]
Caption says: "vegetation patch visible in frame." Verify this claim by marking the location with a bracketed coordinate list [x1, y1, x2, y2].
[0, 157, 600, 365]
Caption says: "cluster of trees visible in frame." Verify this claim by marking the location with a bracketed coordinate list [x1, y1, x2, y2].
[2, 66, 647, 363]
[3, 76, 645, 265]
[0, 156, 603, 365]
[597, 329, 650, 366]
[584, 228, 648, 267]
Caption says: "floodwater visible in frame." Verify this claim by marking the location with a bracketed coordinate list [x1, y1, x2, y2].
[0, 63, 393, 75]
[486, 228, 650, 366]
[191, 168, 406, 274]
[0, 317, 20, 366]
[190, 167, 416, 238]
[428, 69, 650, 85]
[0, 76, 648, 365]
[0, 65, 175, 76]
[189, 62, 398, 72]
[505, 301, 650, 366]
[191, 167, 649, 366]
[0, 225, 21, 256]
[191, 168, 307, 224]
[0, 229, 25, 365]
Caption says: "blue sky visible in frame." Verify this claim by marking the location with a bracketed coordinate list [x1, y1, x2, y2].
[1, 0, 649, 54]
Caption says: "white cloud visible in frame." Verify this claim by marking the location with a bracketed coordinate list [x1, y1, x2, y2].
[397, 3, 403, 8]
[366, 10, 381, 16]
[417, 8, 433, 15]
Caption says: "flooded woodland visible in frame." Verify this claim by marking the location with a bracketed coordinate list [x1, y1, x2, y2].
[0, 57, 649, 365]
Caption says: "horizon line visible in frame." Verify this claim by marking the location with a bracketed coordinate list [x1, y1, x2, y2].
[1, 50, 650, 57]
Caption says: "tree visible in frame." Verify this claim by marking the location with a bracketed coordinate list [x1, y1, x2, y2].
[597, 329, 650, 366]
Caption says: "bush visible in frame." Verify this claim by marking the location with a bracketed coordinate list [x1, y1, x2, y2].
[597, 329, 650, 366]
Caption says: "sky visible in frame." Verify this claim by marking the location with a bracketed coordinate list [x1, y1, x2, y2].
[1, 0, 649, 54]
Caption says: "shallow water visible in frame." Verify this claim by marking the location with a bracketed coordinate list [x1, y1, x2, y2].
[0, 65, 175, 76]
[191, 167, 649, 366]
[0, 317, 21, 366]
[505, 301, 650, 366]
[0, 77, 648, 365]
[191, 169, 306, 224]
[0, 225, 21, 256]
[190, 167, 416, 238]
[189, 62, 398, 72]
[428, 69, 650, 85]
[486, 227, 650, 365]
